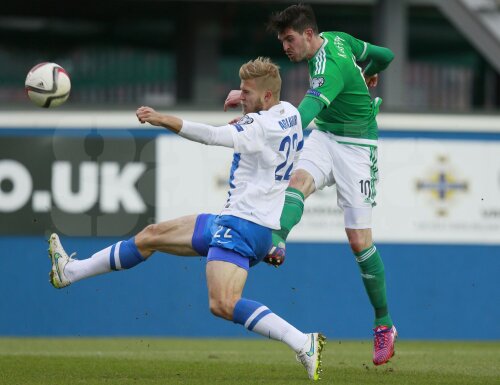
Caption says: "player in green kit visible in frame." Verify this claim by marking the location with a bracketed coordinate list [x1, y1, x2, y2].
[224, 4, 397, 366]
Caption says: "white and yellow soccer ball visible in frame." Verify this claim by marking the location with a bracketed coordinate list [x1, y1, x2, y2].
[25, 62, 71, 108]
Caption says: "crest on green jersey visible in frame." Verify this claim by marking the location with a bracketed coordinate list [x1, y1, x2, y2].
[311, 77, 325, 88]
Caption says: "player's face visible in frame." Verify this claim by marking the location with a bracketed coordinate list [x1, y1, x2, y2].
[240, 79, 264, 114]
[278, 27, 309, 62]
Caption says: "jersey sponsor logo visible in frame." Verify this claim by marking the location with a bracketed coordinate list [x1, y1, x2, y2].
[311, 77, 325, 89]
[306, 89, 321, 98]
[237, 115, 254, 125]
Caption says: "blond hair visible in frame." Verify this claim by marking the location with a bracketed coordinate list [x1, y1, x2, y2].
[239, 57, 281, 99]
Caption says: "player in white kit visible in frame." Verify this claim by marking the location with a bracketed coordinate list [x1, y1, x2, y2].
[47, 57, 325, 381]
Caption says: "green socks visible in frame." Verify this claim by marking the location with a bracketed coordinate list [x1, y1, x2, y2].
[274, 187, 392, 328]
[273, 187, 305, 245]
[355, 245, 393, 328]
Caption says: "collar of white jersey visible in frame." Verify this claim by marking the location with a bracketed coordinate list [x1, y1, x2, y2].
[267, 101, 286, 115]
[252, 102, 287, 116]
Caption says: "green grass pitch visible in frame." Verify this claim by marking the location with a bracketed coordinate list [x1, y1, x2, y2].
[0, 338, 498, 384]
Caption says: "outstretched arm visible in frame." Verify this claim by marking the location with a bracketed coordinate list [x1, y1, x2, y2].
[136, 106, 183, 132]
[136, 106, 234, 147]
[363, 44, 395, 77]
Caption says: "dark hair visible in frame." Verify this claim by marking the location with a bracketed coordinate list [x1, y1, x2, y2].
[267, 4, 318, 35]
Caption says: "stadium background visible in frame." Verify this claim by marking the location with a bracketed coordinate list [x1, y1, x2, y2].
[0, 0, 499, 341]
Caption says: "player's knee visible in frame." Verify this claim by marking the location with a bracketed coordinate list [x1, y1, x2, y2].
[347, 235, 371, 254]
[208, 297, 236, 321]
[348, 239, 364, 254]
[289, 170, 306, 187]
[346, 228, 372, 254]
[135, 224, 161, 254]
[289, 170, 315, 197]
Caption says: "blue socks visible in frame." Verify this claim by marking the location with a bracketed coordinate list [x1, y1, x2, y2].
[64, 237, 145, 283]
[109, 237, 145, 271]
[233, 298, 272, 330]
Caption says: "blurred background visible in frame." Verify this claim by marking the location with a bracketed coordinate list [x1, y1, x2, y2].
[1, 0, 500, 111]
[0, 0, 499, 340]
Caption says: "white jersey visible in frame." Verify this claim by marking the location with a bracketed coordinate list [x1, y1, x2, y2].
[219, 101, 303, 229]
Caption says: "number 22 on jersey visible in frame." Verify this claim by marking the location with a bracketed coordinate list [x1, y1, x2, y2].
[275, 133, 300, 181]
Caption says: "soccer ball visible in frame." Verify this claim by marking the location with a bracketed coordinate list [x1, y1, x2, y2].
[25, 62, 71, 108]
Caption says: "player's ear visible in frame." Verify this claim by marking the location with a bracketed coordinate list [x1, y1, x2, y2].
[264, 90, 272, 102]
[304, 28, 314, 40]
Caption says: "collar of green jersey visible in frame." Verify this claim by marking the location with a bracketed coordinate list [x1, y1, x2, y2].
[311, 34, 328, 61]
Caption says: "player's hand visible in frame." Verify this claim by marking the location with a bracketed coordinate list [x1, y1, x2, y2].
[224, 90, 242, 111]
[364, 74, 378, 88]
[136, 106, 164, 126]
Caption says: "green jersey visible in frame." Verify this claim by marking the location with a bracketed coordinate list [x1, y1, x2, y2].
[304, 31, 391, 142]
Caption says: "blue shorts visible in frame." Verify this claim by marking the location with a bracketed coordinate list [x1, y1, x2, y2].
[191, 214, 272, 270]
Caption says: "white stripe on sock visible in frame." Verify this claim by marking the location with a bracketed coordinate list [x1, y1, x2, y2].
[356, 245, 377, 263]
[243, 305, 269, 329]
[285, 191, 304, 203]
[114, 241, 122, 270]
